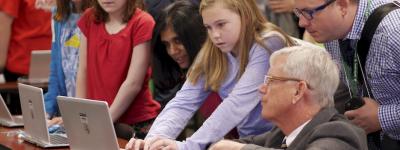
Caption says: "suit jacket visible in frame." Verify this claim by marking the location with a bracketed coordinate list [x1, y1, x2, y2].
[236, 107, 367, 150]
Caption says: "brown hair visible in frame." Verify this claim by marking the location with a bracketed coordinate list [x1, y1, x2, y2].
[93, 0, 144, 23]
[54, 0, 92, 21]
[188, 0, 295, 91]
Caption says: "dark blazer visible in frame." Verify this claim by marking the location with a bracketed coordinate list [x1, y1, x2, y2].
[236, 107, 367, 150]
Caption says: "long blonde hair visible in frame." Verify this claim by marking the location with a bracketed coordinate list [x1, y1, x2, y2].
[188, 0, 294, 91]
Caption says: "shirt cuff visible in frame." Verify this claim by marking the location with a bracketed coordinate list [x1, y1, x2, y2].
[378, 105, 400, 140]
[176, 141, 185, 150]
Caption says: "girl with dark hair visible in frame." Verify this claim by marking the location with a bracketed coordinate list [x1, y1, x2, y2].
[45, 0, 91, 125]
[144, 0, 200, 21]
[76, 0, 160, 139]
[151, 0, 209, 107]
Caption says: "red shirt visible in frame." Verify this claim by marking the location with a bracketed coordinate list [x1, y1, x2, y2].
[0, 0, 51, 75]
[198, 92, 221, 118]
[78, 8, 160, 125]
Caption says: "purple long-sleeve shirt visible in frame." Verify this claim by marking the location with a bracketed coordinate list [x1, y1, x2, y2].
[146, 34, 286, 150]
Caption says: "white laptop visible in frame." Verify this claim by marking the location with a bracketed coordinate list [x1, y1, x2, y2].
[18, 83, 69, 148]
[18, 50, 51, 83]
[0, 73, 5, 83]
[0, 95, 24, 127]
[57, 96, 120, 150]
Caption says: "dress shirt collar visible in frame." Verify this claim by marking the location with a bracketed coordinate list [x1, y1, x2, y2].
[284, 120, 311, 147]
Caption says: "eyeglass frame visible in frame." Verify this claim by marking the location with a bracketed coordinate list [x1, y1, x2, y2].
[264, 75, 313, 90]
[293, 0, 337, 20]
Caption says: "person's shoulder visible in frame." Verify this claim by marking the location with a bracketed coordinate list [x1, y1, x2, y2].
[81, 8, 95, 19]
[377, 8, 400, 29]
[130, 8, 155, 24]
[380, 10, 400, 33]
[369, 6, 400, 50]
[255, 30, 286, 53]
[79, 8, 97, 26]
[368, 1, 400, 35]
[77, 8, 96, 35]
[0, 0, 21, 17]
[313, 114, 364, 137]
[307, 117, 367, 149]
[261, 30, 285, 41]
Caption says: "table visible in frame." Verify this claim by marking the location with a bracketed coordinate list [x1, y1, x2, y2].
[0, 127, 128, 150]
[0, 82, 49, 115]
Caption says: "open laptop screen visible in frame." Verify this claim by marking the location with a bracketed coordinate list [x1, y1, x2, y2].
[18, 50, 51, 83]
[57, 96, 119, 150]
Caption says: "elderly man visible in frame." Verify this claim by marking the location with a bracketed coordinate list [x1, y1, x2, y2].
[293, 0, 400, 149]
[209, 46, 367, 150]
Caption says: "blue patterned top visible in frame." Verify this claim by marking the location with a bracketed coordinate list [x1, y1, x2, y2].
[325, 0, 400, 140]
[44, 7, 81, 117]
[60, 14, 80, 98]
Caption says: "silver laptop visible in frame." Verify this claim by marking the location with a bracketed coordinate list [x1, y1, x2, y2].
[18, 50, 51, 83]
[57, 96, 120, 150]
[0, 95, 24, 127]
[0, 73, 5, 83]
[18, 83, 69, 148]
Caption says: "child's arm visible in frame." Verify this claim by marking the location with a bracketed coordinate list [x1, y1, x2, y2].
[0, 11, 13, 73]
[44, 18, 61, 117]
[109, 41, 151, 122]
[75, 35, 87, 98]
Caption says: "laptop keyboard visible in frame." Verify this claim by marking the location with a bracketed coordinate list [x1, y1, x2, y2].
[50, 134, 68, 144]
[0, 119, 11, 126]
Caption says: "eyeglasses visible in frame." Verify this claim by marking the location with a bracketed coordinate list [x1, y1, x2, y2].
[293, 0, 336, 20]
[264, 75, 313, 90]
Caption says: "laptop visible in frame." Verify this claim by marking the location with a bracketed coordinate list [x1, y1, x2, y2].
[57, 96, 120, 150]
[18, 83, 69, 148]
[0, 73, 5, 83]
[18, 50, 51, 83]
[0, 95, 24, 127]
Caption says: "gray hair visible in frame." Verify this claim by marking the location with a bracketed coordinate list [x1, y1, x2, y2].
[270, 46, 340, 107]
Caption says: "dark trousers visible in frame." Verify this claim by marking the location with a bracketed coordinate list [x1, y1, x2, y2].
[3, 69, 24, 81]
[368, 131, 400, 150]
[2, 69, 24, 115]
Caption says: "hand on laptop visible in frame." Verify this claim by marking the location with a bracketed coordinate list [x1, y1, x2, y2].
[125, 136, 178, 150]
[48, 124, 66, 134]
[146, 138, 177, 150]
[47, 117, 63, 126]
[125, 137, 145, 150]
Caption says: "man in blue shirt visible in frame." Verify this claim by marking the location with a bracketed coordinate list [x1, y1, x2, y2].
[293, 0, 400, 149]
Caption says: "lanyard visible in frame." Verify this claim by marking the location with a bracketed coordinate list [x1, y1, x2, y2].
[340, 47, 361, 98]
